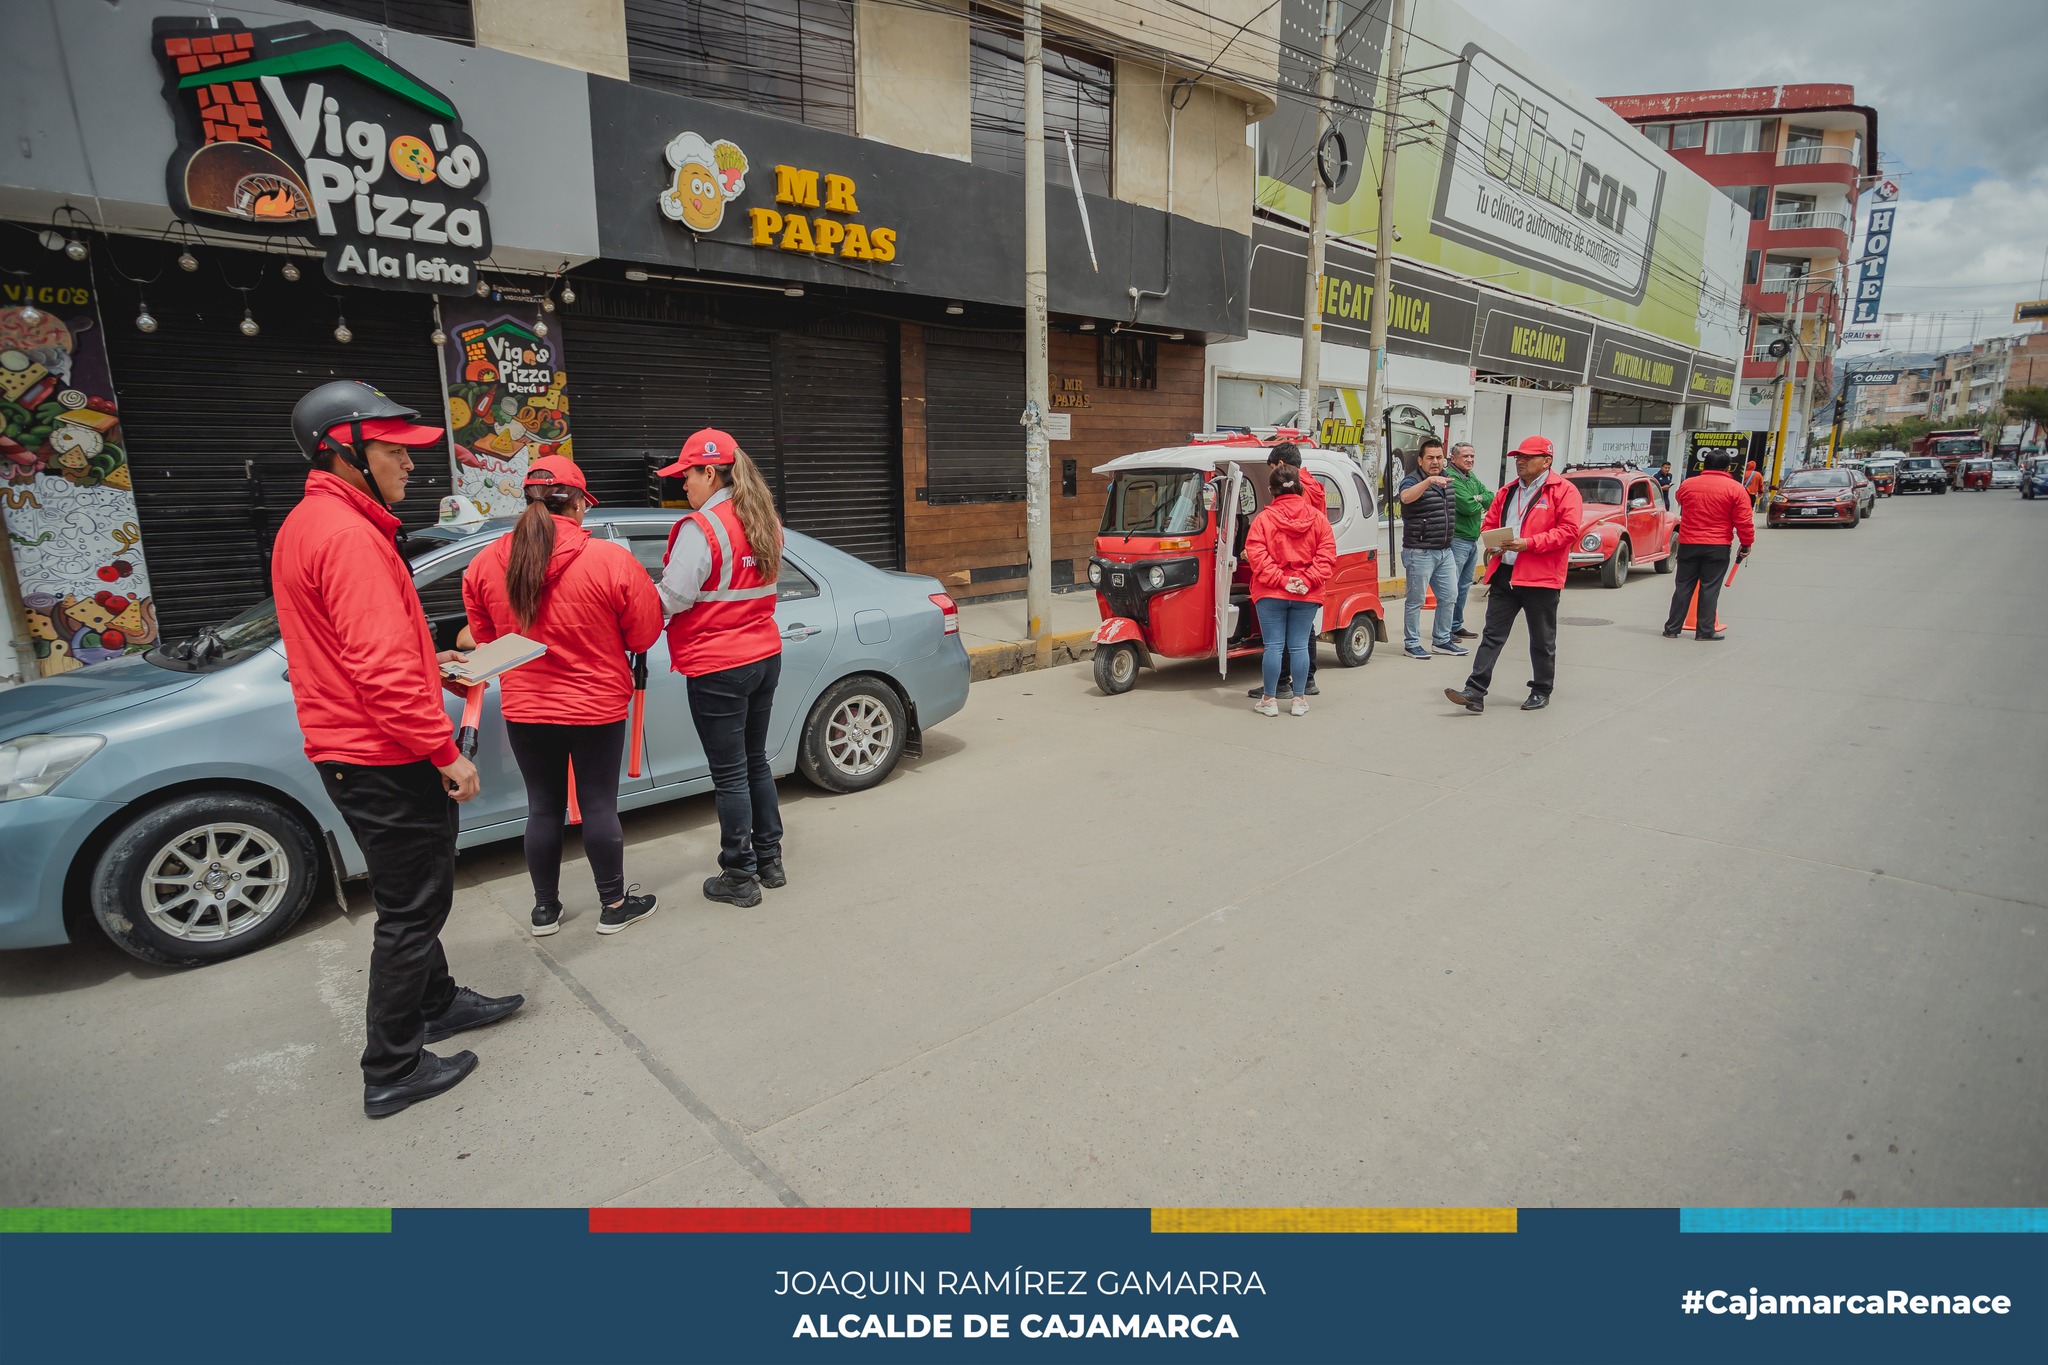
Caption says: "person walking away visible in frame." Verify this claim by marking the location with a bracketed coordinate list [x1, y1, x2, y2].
[273, 381, 523, 1119]
[1744, 460, 1766, 509]
[463, 456, 663, 936]
[1397, 438, 1463, 661]
[656, 430, 787, 907]
[1662, 449, 1753, 641]
[1244, 441, 1326, 699]
[1444, 435, 1584, 714]
[1446, 441, 1488, 642]
[1244, 464, 1336, 716]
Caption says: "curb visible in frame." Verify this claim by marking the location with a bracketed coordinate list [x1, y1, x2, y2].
[965, 577, 1408, 683]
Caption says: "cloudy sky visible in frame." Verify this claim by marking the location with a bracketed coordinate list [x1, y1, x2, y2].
[1460, 0, 2047, 357]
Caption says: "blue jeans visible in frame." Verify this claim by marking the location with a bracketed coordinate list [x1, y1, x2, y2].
[1255, 598, 1316, 699]
[1449, 537, 1480, 634]
[1401, 546, 1458, 651]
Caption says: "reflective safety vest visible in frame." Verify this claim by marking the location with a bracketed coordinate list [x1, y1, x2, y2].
[663, 498, 782, 677]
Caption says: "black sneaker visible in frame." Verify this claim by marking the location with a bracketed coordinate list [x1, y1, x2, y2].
[703, 871, 763, 908]
[1244, 683, 1294, 698]
[758, 858, 787, 890]
[1453, 628, 1478, 641]
[423, 986, 525, 1045]
[530, 899, 563, 937]
[364, 1049, 476, 1119]
[1303, 677, 1320, 696]
[598, 886, 658, 935]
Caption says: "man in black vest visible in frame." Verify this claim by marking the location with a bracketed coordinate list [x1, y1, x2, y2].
[1398, 438, 1464, 661]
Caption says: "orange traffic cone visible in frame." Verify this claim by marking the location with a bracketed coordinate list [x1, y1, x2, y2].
[1681, 585, 1726, 633]
[1423, 586, 1437, 608]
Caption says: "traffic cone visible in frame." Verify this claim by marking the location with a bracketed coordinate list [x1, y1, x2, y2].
[1681, 585, 1726, 633]
[1423, 586, 1437, 608]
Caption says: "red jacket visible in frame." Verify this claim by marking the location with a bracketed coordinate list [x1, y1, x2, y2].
[463, 518, 663, 724]
[1480, 471, 1584, 590]
[1244, 492, 1337, 604]
[664, 499, 782, 677]
[272, 470, 458, 768]
[1675, 469, 1756, 549]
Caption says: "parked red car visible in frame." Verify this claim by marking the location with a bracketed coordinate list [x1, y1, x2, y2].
[1563, 465, 1680, 587]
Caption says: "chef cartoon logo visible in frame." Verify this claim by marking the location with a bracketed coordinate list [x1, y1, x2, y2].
[660, 133, 747, 233]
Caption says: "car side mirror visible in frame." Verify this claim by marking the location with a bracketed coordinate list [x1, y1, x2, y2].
[1629, 497, 1651, 509]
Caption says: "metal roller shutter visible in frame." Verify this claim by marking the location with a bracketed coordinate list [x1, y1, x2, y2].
[94, 241, 442, 641]
[777, 330, 900, 568]
[925, 331, 1023, 503]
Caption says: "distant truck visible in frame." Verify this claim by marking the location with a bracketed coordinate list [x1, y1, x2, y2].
[1911, 428, 1987, 484]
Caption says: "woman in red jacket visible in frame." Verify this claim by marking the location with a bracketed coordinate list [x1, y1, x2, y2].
[463, 456, 663, 937]
[1244, 464, 1337, 717]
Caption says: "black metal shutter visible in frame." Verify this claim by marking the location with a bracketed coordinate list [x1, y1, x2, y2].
[777, 329, 900, 568]
[94, 240, 442, 641]
[925, 331, 1023, 503]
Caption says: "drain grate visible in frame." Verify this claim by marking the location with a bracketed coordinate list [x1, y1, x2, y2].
[1558, 616, 1612, 626]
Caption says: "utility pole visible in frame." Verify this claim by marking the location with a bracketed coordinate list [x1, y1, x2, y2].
[1293, 0, 1341, 438]
[1021, 0, 1052, 641]
[1360, 0, 1408, 491]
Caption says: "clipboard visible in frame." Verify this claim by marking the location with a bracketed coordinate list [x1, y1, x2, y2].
[1479, 527, 1516, 554]
[441, 632, 546, 685]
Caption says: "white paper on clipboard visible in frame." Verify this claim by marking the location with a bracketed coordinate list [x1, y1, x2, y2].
[441, 633, 546, 685]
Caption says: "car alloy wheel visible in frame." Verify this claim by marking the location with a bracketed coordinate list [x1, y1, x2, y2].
[799, 675, 911, 794]
[142, 821, 292, 942]
[826, 695, 896, 778]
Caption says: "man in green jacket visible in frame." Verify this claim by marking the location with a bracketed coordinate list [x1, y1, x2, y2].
[1446, 442, 1489, 641]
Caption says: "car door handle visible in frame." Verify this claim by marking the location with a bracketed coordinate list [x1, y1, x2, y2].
[781, 624, 822, 640]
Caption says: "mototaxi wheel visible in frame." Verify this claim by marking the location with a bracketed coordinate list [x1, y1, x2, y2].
[1093, 641, 1140, 694]
[1333, 615, 1376, 667]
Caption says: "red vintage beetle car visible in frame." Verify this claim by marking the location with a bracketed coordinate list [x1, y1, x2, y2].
[1562, 463, 1681, 587]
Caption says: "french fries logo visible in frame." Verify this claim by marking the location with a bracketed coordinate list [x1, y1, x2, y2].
[660, 133, 748, 233]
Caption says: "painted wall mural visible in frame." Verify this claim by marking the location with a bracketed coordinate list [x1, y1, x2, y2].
[1, 263, 156, 676]
[439, 299, 571, 518]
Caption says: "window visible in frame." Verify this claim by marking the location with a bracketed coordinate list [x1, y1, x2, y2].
[1098, 334, 1157, 389]
[298, 0, 473, 42]
[1786, 125, 1825, 149]
[625, 0, 856, 133]
[1743, 249, 1760, 286]
[1670, 121, 1704, 150]
[1099, 471, 1206, 536]
[776, 561, 820, 601]
[1642, 124, 1670, 150]
[1718, 184, 1769, 220]
[970, 7, 1111, 196]
[1313, 474, 1343, 522]
[1709, 118, 1778, 154]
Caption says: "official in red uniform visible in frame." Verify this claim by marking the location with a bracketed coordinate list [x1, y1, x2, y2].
[273, 381, 522, 1119]
[463, 456, 663, 936]
[1663, 449, 1755, 641]
[1444, 435, 1584, 714]
[655, 430, 786, 908]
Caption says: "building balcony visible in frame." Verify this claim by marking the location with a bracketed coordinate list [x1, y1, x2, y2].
[1782, 144, 1854, 166]
[1769, 209, 1850, 232]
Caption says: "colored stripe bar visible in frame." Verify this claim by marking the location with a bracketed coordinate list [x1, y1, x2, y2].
[591, 1208, 972, 1234]
[1152, 1208, 1517, 1234]
[0, 1208, 390, 1234]
[1683, 1208, 2048, 1234]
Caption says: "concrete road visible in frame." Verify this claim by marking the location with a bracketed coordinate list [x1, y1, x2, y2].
[3, 490, 2043, 1209]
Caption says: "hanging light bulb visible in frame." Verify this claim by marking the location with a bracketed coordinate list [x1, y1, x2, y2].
[533, 316, 549, 338]
[475, 278, 491, 297]
[136, 301, 159, 334]
[64, 238, 89, 262]
[558, 281, 576, 305]
[541, 295, 556, 313]
[19, 305, 43, 326]
[177, 249, 199, 272]
[281, 260, 301, 282]
[39, 228, 67, 252]
[333, 315, 352, 344]
[239, 309, 260, 337]
[430, 325, 447, 347]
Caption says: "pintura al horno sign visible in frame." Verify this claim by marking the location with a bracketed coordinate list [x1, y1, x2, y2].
[153, 17, 491, 293]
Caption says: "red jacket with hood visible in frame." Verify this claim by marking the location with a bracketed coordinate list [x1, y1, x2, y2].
[1244, 491, 1337, 604]
[272, 469, 459, 768]
[463, 517, 663, 725]
[1480, 471, 1584, 590]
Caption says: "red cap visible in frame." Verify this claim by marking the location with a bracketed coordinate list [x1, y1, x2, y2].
[656, 428, 740, 477]
[330, 416, 446, 448]
[523, 454, 597, 505]
[1512, 435, 1556, 457]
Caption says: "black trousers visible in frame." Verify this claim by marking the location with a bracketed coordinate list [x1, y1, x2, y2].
[1463, 577, 1561, 699]
[686, 654, 783, 877]
[318, 760, 460, 1085]
[505, 719, 627, 906]
[1665, 544, 1731, 636]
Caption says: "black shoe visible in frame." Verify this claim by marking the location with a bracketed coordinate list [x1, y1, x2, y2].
[1521, 692, 1550, 710]
[1696, 630, 1726, 641]
[1453, 628, 1478, 641]
[1245, 683, 1294, 698]
[598, 886, 657, 935]
[1661, 627, 1682, 638]
[1444, 687, 1483, 714]
[530, 899, 564, 937]
[364, 1049, 476, 1119]
[758, 858, 787, 890]
[703, 871, 763, 908]
[1303, 677, 1319, 696]
[423, 986, 525, 1045]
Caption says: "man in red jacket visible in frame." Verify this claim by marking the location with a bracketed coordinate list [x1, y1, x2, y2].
[1444, 435, 1583, 714]
[1663, 449, 1754, 641]
[274, 381, 523, 1119]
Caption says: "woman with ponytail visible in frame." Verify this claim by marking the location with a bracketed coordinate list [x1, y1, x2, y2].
[653, 429, 787, 908]
[463, 455, 663, 936]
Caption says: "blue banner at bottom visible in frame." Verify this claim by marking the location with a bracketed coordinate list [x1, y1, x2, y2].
[1, 1207, 2039, 1362]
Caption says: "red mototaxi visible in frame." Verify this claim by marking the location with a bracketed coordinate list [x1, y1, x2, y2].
[1086, 431, 1384, 693]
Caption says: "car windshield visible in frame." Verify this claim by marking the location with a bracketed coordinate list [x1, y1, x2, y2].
[1101, 470, 1207, 536]
[1899, 459, 1938, 470]
[1930, 437, 1982, 456]
[1783, 470, 1850, 488]
[1568, 476, 1624, 505]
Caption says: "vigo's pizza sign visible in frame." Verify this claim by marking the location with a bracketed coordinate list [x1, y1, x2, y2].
[153, 17, 491, 293]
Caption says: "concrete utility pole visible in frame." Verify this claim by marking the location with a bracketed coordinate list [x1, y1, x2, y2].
[1293, 0, 1341, 436]
[1021, 0, 1053, 640]
[1360, 0, 1408, 485]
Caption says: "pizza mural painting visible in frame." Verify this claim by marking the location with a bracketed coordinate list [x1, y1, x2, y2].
[1, 267, 156, 677]
[440, 300, 571, 517]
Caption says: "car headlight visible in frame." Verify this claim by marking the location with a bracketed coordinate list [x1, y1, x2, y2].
[1144, 565, 1166, 590]
[1579, 533, 1601, 552]
[1088, 561, 1103, 587]
[0, 733, 105, 801]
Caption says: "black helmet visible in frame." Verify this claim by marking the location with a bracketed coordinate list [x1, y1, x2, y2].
[291, 380, 423, 464]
